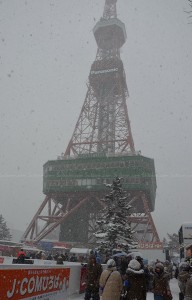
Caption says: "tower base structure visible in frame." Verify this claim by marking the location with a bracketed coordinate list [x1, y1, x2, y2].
[22, 153, 160, 245]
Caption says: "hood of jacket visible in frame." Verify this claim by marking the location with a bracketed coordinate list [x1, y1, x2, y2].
[178, 271, 190, 282]
[126, 268, 144, 275]
[154, 270, 169, 280]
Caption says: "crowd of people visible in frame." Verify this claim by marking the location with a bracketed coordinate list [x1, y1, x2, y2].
[16, 248, 85, 264]
[83, 253, 192, 300]
[16, 247, 192, 300]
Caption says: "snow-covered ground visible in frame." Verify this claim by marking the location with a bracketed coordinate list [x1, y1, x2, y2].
[70, 278, 180, 299]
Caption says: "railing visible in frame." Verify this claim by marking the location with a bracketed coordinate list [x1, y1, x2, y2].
[57, 151, 142, 161]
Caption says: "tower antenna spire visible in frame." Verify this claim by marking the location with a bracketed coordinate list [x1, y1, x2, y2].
[103, 0, 117, 19]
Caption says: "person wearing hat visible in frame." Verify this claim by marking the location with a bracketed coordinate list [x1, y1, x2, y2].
[99, 258, 122, 300]
[152, 263, 172, 300]
[124, 258, 146, 300]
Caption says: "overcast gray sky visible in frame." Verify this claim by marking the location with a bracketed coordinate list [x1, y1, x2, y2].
[0, 0, 192, 240]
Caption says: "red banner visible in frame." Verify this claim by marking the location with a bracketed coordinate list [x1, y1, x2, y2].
[0, 267, 70, 300]
[79, 265, 87, 293]
[0, 257, 4, 264]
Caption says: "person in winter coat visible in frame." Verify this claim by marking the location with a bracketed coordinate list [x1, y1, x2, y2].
[56, 255, 64, 265]
[17, 248, 26, 258]
[135, 255, 150, 296]
[164, 260, 173, 280]
[148, 265, 155, 291]
[99, 258, 122, 300]
[178, 262, 191, 300]
[175, 265, 179, 279]
[119, 256, 128, 276]
[84, 255, 103, 300]
[124, 258, 146, 300]
[46, 253, 53, 260]
[184, 274, 192, 300]
[35, 250, 43, 259]
[17, 248, 26, 263]
[152, 262, 172, 300]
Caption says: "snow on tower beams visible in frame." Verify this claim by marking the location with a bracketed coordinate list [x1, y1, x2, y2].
[93, 18, 127, 50]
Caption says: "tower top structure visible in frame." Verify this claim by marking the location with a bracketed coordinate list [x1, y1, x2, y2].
[93, 0, 126, 50]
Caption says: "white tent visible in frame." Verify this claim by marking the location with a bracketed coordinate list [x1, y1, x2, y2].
[21, 246, 41, 252]
[70, 248, 90, 255]
[52, 246, 68, 250]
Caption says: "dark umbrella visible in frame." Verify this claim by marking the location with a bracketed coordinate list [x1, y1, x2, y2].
[112, 252, 127, 257]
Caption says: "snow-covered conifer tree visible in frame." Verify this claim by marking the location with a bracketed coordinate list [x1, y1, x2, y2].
[94, 177, 137, 255]
[0, 214, 12, 240]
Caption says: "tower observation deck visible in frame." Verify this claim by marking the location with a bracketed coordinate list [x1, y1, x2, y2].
[23, 0, 160, 245]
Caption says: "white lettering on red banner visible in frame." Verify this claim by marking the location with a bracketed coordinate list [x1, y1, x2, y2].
[0, 268, 70, 300]
[137, 242, 163, 250]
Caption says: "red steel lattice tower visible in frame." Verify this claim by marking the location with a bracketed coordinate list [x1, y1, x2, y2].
[23, 0, 160, 245]
[65, 0, 134, 157]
